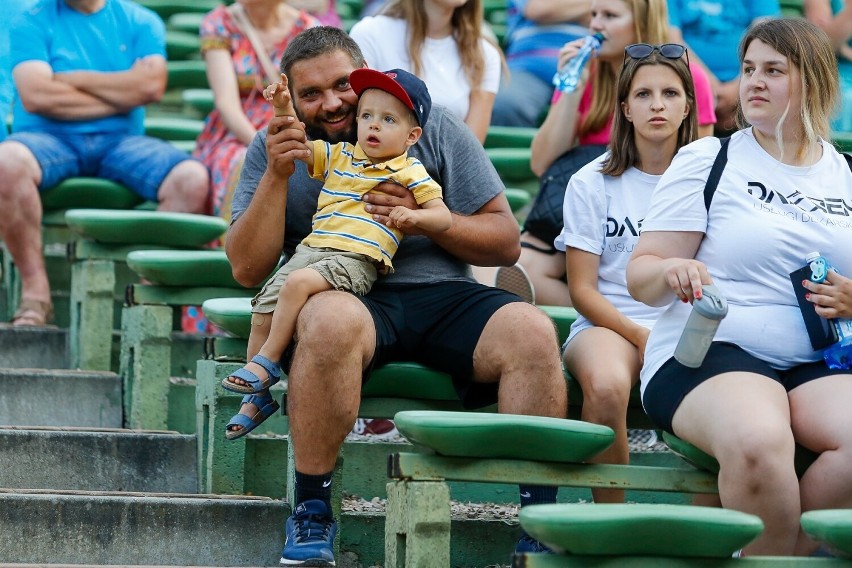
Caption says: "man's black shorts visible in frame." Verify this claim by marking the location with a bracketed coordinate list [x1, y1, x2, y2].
[281, 280, 522, 409]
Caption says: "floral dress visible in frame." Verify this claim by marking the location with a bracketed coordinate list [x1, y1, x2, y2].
[193, 6, 318, 220]
[185, 6, 317, 335]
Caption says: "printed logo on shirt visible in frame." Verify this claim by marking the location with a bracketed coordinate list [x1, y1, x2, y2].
[606, 216, 642, 238]
[746, 182, 852, 217]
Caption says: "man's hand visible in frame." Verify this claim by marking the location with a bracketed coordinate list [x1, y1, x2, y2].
[362, 181, 420, 232]
[266, 115, 310, 180]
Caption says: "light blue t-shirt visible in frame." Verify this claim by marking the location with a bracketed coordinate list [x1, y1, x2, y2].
[504, 0, 588, 84]
[0, 0, 32, 140]
[10, 0, 166, 135]
[668, 0, 780, 82]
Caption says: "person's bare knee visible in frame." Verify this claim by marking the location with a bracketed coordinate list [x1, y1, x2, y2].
[287, 292, 374, 473]
[0, 142, 42, 201]
[474, 303, 566, 417]
[157, 160, 209, 214]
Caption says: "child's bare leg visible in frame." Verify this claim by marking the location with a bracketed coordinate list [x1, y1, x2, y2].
[256, 267, 333, 362]
[226, 268, 332, 434]
[225, 314, 273, 435]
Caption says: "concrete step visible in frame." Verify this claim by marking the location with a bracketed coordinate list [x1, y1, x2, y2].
[0, 489, 288, 566]
[0, 495, 520, 567]
[0, 368, 121, 428]
[0, 325, 68, 369]
[0, 427, 196, 493]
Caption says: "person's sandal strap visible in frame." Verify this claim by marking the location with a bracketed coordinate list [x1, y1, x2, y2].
[11, 299, 54, 326]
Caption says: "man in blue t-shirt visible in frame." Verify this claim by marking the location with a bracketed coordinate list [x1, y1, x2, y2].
[490, 0, 591, 127]
[668, 0, 780, 132]
[0, 0, 32, 141]
[0, 0, 209, 326]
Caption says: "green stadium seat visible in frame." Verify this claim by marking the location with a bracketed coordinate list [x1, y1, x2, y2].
[520, 503, 763, 557]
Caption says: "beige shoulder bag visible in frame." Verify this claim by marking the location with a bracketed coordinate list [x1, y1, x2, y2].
[227, 3, 281, 85]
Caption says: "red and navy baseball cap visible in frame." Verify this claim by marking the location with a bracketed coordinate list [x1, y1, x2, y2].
[349, 68, 432, 127]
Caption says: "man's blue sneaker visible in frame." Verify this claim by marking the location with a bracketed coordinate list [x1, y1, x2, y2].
[280, 499, 337, 566]
[514, 533, 554, 554]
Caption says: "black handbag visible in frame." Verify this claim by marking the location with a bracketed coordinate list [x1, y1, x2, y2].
[523, 144, 608, 247]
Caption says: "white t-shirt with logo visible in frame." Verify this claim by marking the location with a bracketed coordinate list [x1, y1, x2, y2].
[639, 128, 852, 399]
[350, 15, 501, 122]
[554, 154, 667, 347]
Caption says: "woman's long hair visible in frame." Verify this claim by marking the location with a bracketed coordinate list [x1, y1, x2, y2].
[381, 0, 498, 92]
[599, 50, 698, 176]
[579, 0, 669, 138]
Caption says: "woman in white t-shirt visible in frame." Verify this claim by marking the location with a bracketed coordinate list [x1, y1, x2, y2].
[349, 0, 502, 143]
[556, 45, 697, 504]
[628, 18, 852, 556]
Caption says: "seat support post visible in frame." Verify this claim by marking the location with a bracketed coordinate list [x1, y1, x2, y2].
[385, 480, 451, 568]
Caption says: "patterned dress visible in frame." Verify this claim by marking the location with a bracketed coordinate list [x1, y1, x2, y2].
[185, 6, 317, 335]
[193, 6, 318, 220]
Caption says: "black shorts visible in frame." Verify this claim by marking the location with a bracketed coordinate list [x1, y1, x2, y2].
[280, 280, 522, 409]
[643, 342, 850, 434]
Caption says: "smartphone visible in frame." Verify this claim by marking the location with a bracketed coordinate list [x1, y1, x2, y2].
[789, 264, 837, 350]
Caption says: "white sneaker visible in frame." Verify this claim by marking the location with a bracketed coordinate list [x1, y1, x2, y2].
[495, 264, 536, 304]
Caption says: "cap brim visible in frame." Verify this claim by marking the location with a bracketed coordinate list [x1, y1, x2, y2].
[350, 68, 415, 111]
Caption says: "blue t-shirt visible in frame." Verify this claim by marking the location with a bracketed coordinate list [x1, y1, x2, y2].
[0, 0, 32, 140]
[668, 0, 780, 82]
[10, 0, 166, 135]
[504, 0, 588, 84]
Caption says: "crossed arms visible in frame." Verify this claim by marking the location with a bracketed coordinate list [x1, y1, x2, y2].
[13, 55, 167, 121]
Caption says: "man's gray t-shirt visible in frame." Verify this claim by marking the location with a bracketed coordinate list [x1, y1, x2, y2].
[231, 105, 505, 285]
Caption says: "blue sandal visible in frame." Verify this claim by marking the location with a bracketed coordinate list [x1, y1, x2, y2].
[221, 354, 281, 394]
[225, 391, 281, 440]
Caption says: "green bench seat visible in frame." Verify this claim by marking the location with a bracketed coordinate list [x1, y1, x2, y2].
[801, 510, 852, 556]
[485, 125, 538, 149]
[182, 88, 215, 116]
[167, 11, 205, 34]
[166, 60, 209, 90]
[486, 147, 535, 184]
[126, 250, 240, 288]
[165, 29, 201, 61]
[505, 187, 531, 214]
[520, 503, 763, 558]
[64, 210, 228, 371]
[386, 411, 718, 567]
[144, 116, 205, 142]
[137, 0, 223, 20]
[65, 209, 225, 248]
[394, 410, 613, 463]
[121, 249, 257, 430]
[41, 178, 144, 212]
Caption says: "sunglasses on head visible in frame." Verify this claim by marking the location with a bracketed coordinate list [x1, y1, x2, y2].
[622, 43, 688, 68]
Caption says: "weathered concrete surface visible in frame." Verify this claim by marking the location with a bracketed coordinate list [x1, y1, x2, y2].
[0, 368, 121, 428]
[0, 491, 288, 566]
[0, 325, 68, 369]
[0, 427, 196, 493]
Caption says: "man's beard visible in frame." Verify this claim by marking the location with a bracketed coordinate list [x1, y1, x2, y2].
[299, 105, 358, 144]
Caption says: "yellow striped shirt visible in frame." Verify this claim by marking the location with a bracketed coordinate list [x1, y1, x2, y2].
[302, 141, 443, 270]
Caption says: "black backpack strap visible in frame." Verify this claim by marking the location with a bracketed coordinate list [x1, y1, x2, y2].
[843, 151, 852, 172]
[703, 136, 730, 211]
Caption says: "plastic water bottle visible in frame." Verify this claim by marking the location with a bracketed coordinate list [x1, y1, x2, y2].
[552, 32, 605, 94]
[806, 252, 852, 369]
[673, 284, 728, 368]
